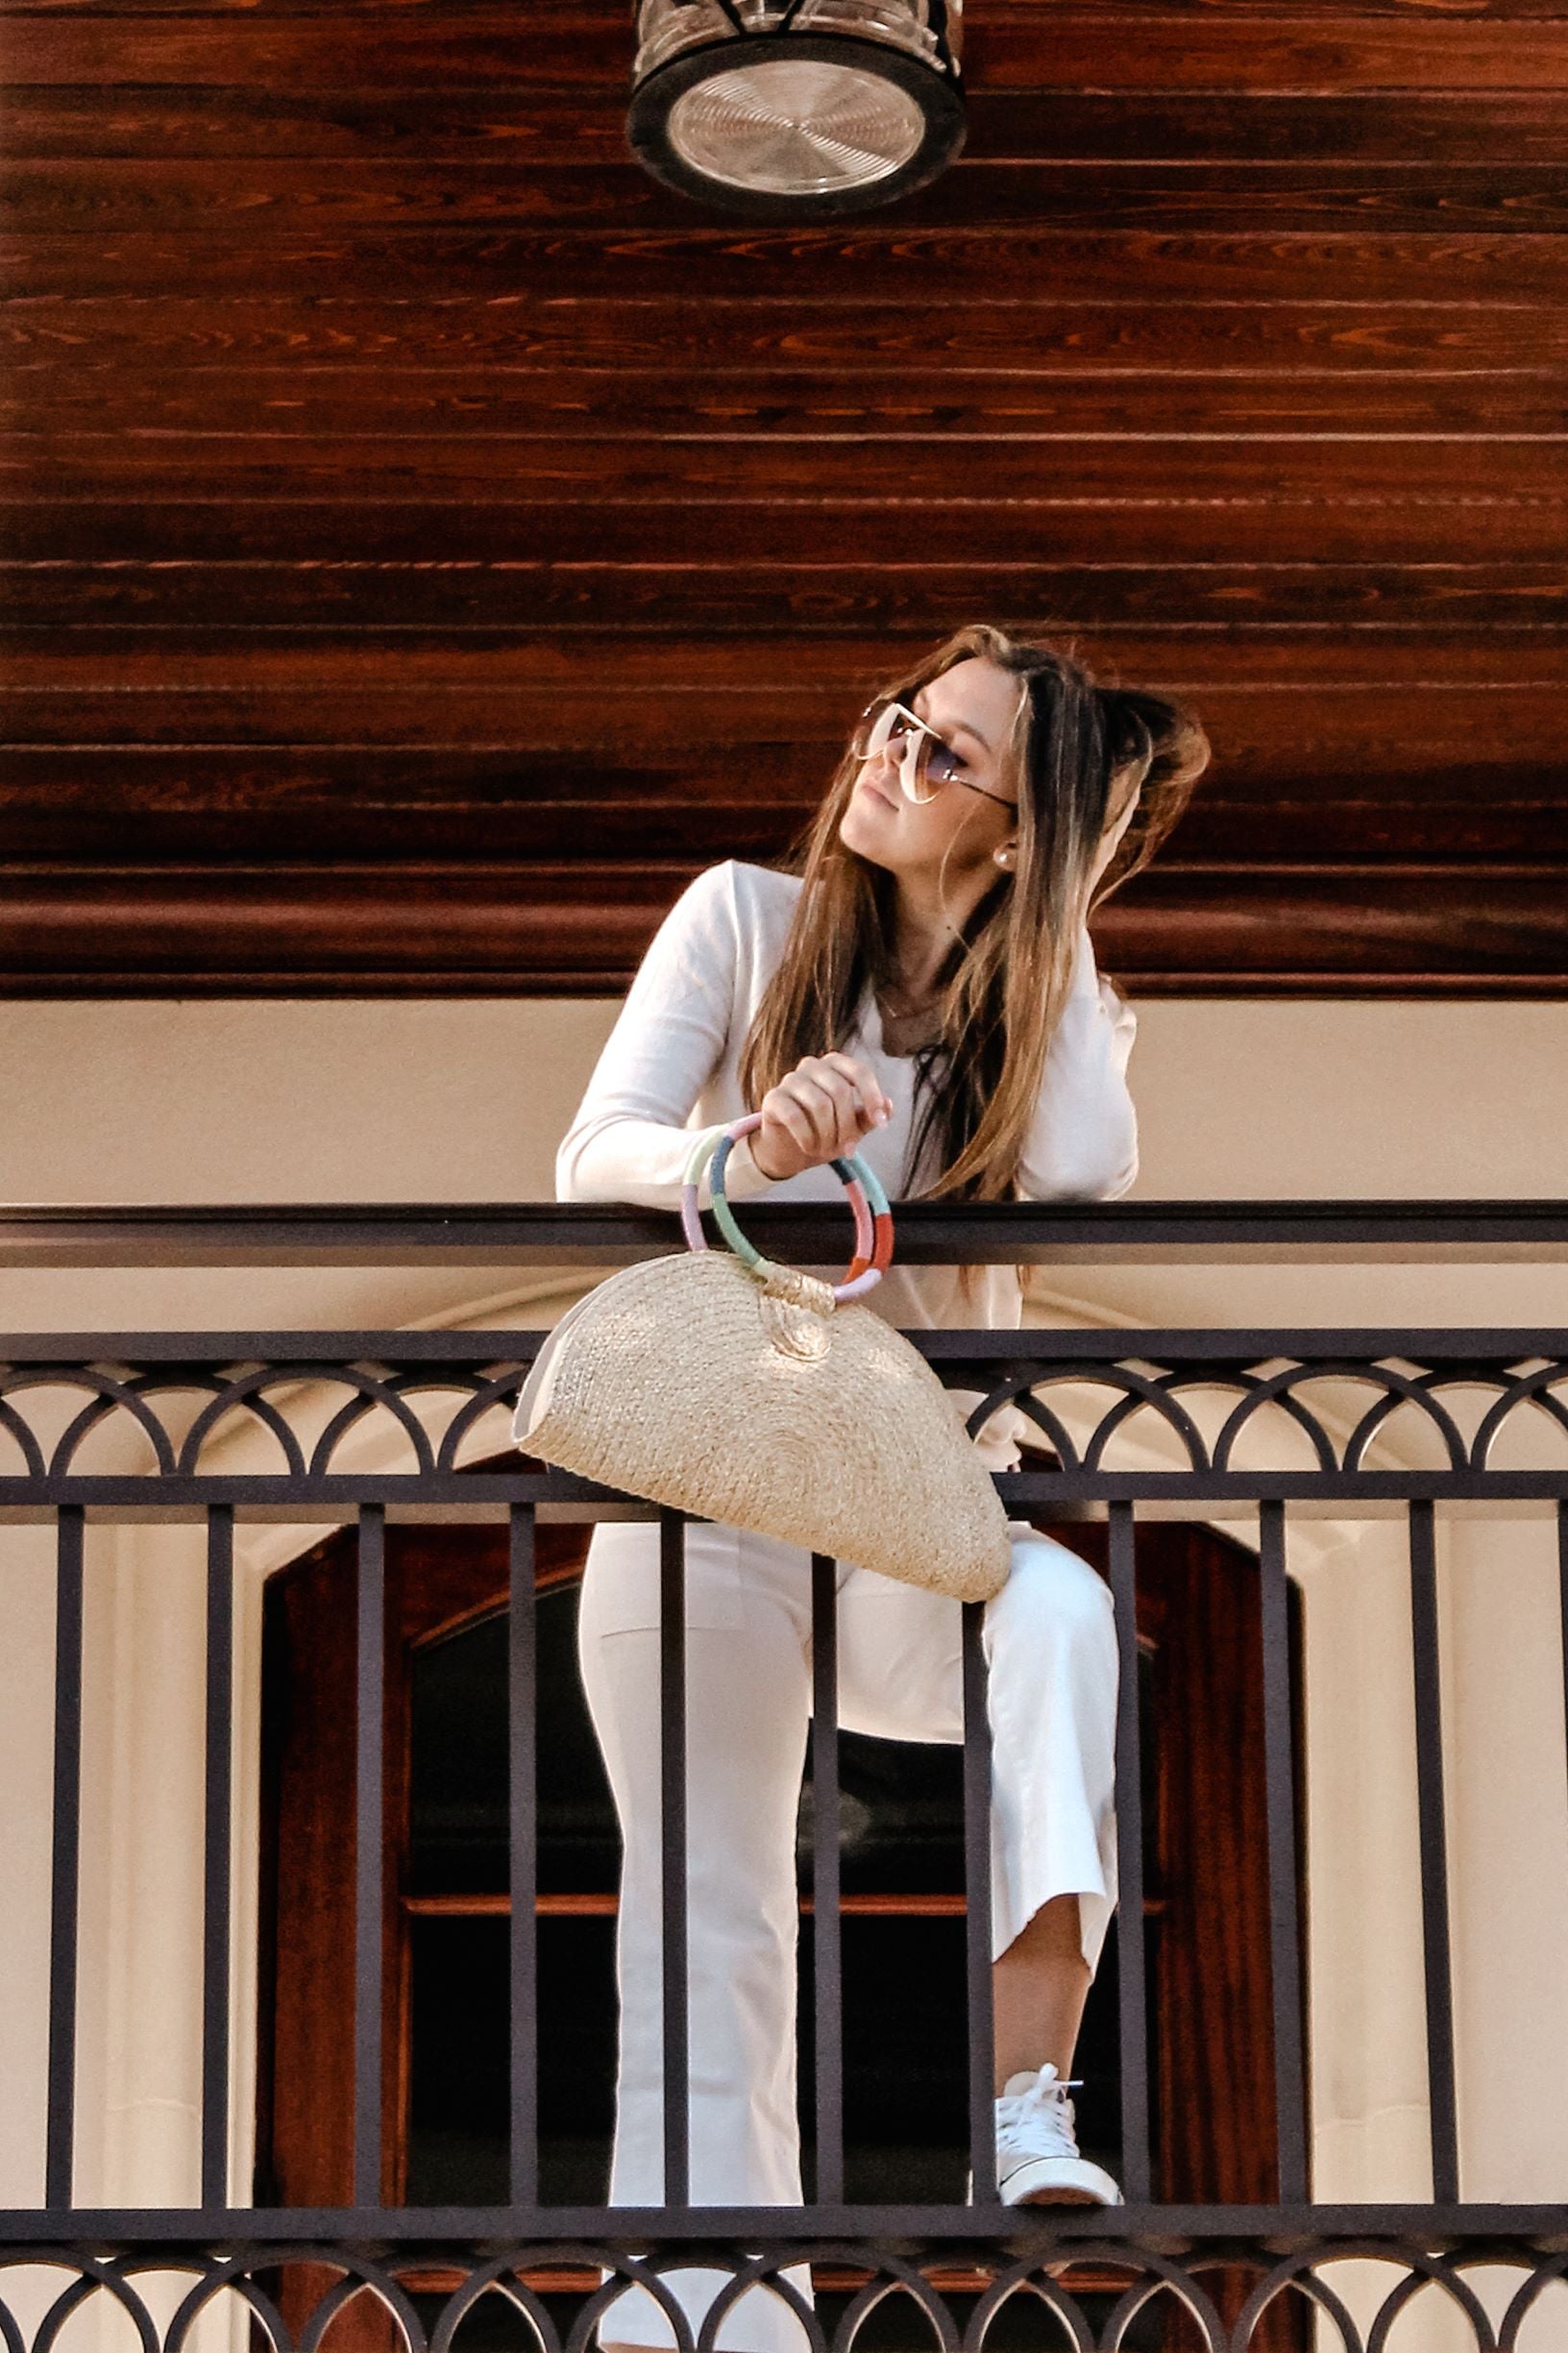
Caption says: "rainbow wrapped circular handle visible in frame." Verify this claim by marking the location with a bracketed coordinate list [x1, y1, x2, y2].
[679, 1112, 894, 1304]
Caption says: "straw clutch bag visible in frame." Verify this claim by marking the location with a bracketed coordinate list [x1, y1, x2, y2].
[511, 1113, 1011, 1604]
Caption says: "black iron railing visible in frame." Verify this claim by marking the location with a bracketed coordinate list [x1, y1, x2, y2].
[4, 1201, 1568, 2352]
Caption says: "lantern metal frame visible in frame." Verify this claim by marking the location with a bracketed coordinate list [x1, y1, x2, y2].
[626, 0, 967, 218]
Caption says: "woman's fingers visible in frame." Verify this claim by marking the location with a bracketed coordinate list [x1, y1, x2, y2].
[751, 1093, 810, 1178]
[803, 1054, 894, 1149]
[819, 1051, 894, 1136]
[791, 1057, 889, 1155]
[753, 1053, 894, 1178]
[779, 1070, 845, 1157]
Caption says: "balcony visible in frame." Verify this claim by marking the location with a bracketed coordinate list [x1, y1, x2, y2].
[2, 1199, 1566, 2353]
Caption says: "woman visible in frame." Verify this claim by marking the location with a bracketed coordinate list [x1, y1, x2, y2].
[556, 625, 1209, 2351]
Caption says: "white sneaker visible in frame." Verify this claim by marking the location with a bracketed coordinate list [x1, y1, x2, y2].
[992, 2064, 1124, 2207]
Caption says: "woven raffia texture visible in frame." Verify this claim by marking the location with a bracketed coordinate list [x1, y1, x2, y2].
[514, 1251, 1012, 1603]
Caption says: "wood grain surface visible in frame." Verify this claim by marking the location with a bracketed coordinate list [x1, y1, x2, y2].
[4, 0, 1566, 993]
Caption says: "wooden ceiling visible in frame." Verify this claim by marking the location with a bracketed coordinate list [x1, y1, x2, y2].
[5, 0, 1566, 995]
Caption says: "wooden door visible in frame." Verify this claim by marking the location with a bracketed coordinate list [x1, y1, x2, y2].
[256, 1489, 1307, 2349]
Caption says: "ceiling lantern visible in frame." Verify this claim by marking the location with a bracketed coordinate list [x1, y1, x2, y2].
[627, 0, 966, 217]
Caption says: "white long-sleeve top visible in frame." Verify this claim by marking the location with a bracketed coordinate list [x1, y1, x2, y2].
[555, 858, 1139, 1470]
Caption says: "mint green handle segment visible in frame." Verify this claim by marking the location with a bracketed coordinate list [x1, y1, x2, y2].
[682, 1122, 768, 1271]
[682, 1121, 729, 1190]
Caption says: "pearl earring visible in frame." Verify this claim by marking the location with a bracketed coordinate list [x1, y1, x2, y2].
[994, 846, 1015, 869]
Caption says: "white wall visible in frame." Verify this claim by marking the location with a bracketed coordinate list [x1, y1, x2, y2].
[5, 995, 1568, 1211]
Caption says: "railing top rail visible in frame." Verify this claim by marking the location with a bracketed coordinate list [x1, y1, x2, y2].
[3, 1198, 1568, 1268]
[1, 1327, 1567, 1361]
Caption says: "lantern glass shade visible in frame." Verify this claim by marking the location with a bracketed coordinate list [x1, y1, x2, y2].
[628, 0, 965, 215]
[667, 59, 927, 195]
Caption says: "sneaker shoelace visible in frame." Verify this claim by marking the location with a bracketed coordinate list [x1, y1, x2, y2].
[995, 2066, 1084, 2161]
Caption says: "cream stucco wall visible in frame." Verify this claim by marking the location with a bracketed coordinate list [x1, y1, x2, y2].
[3, 995, 1568, 1211]
[3, 993, 1568, 2353]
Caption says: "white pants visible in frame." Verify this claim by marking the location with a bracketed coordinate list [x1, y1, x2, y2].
[576, 1516, 1120, 2353]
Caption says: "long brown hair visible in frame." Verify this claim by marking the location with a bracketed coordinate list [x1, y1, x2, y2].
[738, 625, 1209, 1227]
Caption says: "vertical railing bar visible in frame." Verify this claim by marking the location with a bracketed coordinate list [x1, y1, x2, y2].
[1258, 1501, 1307, 2204]
[508, 1502, 539, 2209]
[45, 1505, 85, 2213]
[201, 1503, 234, 2209]
[1108, 1500, 1152, 2205]
[1559, 1501, 1568, 1829]
[659, 1509, 690, 2207]
[1408, 1498, 1459, 2205]
[354, 1502, 386, 2211]
[961, 1597, 996, 2203]
[810, 1552, 844, 2205]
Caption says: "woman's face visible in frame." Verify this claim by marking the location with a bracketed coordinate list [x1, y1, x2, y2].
[838, 656, 1024, 884]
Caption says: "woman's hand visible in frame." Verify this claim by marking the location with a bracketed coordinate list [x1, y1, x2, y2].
[750, 1052, 894, 1183]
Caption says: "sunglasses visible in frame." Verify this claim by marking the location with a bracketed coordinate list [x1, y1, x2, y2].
[854, 699, 1016, 808]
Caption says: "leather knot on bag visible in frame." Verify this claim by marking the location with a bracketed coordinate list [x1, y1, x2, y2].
[511, 1113, 1013, 1605]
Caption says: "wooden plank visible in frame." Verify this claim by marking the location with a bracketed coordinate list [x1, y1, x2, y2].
[0, 866, 687, 994]
[1, 758, 1562, 829]
[7, 678, 1565, 758]
[0, 797, 811, 865]
[12, 367, 1568, 437]
[10, 89, 1568, 166]
[4, 735, 1557, 875]
[11, 159, 1568, 235]
[11, 295, 1568, 375]
[8, 626, 1568, 690]
[15, 753, 1563, 814]
[1095, 868, 1568, 989]
[8, 14, 1568, 92]
[7, 560, 1566, 631]
[11, 432, 1568, 502]
[0, 748, 821, 804]
[3, 788, 1565, 869]
[10, 229, 1568, 304]
[1, 863, 1567, 996]
[1165, 802, 1568, 858]
[10, 493, 1565, 562]
[11, 0, 1568, 20]
[12, 89, 1563, 165]
[12, 0, 1568, 20]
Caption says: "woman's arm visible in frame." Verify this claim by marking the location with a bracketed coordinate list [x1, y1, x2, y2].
[1015, 930, 1139, 1202]
[554, 862, 775, 1210]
